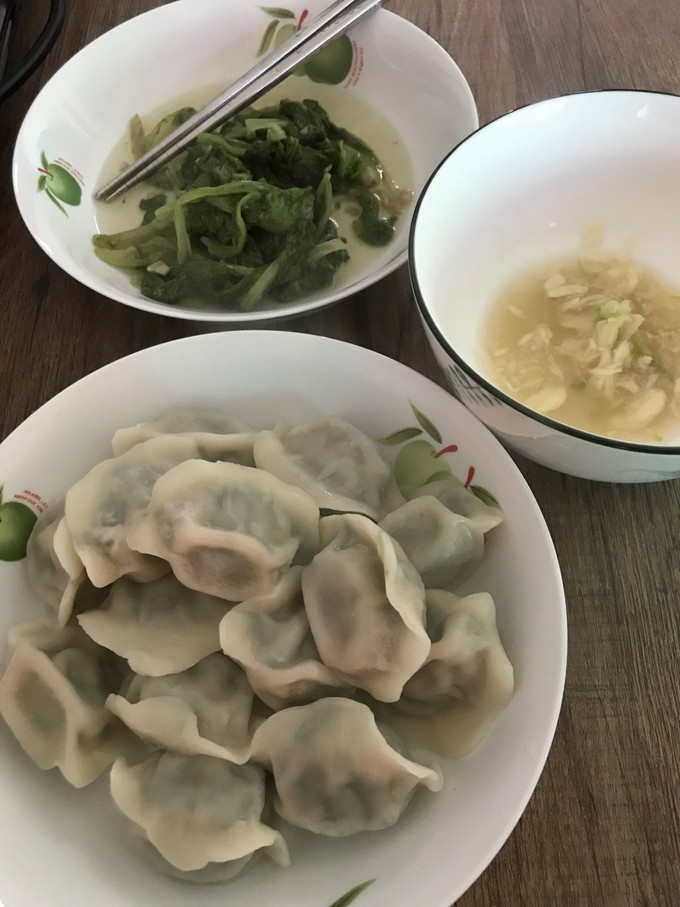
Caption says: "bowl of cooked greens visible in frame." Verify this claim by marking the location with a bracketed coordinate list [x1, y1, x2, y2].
[410, 90, 680, 482]
[13, 0, 478, 322]
[0, 330, 566, 906]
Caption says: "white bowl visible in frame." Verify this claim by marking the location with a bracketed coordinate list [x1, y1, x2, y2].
[410, 90, 680, 482]
[13, 0, 478, 323]
[0, 331, 566, 907]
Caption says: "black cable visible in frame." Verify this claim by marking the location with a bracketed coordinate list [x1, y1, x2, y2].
[0, 0, 66, 104]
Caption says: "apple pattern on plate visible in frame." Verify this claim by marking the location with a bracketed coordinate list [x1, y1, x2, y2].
[36, 151, 83, 216]
[0, 485, 40, 562]
[258, 6, 355, 84]
[380, 402, 501, 508]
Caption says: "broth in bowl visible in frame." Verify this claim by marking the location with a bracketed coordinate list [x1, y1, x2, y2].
[484, 243, 680, 443]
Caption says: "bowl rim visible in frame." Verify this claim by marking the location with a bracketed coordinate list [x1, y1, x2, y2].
[409, 87, 680, 456]
[12, 0, 478, 324]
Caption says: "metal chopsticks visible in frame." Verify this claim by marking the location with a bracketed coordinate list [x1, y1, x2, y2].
[95, 0, 382, 202]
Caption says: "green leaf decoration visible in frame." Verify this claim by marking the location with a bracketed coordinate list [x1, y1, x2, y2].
[409, 402, 442, 444]
[424, 469, 461, 485]
[377, 427, 422, 445]
[470, 484, 502, 509]
[259, 6, 296, 17]
[257, 18, 279, 56]
[40, 150, 49, 170]
[45, 187, 68, 216]
[328, 879, 376, 907]
[37, 174, 47, 192]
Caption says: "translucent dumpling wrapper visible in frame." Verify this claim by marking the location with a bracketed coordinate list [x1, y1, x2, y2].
[106, 653, 256, 763]
[110, 750, 290, 881]
[64, 435, 201, 588]
[127, 459, 320, 602]
[112, 408, 257, 465]
[253, 416, 405, 520]
[250, 697, 442, 836]
[381, 590, 514, 758]
[219, 566, 351, 710]
[379, 495, 484, 589]
[78, 573, 233, 676]
[301, 513, 430, 702]
[25, 499, 87, 626]
[0, 621, 136, 787]
[406, 479, 504, 535]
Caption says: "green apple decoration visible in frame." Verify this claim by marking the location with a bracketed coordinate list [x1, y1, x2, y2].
[0, 486, 38, 562]
[37, 151, 82, 216]
[304, 36, 353, 84]
[393, 440, 456, 489]
[257, 8, 354, 84]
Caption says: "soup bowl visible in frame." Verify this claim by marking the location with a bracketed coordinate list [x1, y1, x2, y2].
[410, 89, 680, 482]
[13, 0, 478, 323]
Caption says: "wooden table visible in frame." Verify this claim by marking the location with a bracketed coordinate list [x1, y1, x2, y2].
[1, 1, 679, 905]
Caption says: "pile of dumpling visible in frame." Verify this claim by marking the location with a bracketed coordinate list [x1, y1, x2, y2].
[0, 410, 514, 883]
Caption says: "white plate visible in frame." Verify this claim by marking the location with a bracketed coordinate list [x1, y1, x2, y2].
[0, 332, 566, 906]
[13, 0, 478, 322]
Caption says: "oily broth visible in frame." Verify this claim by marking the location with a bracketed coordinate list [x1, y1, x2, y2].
[484, 254, 680, 443]
[94, 78, 414, 288]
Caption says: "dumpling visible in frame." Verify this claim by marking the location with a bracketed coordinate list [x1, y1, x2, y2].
[78, 573, 232, 676]
[127, 459, 320, 602]
[250, 697, 442, 836]
[106, 653, 255, 763]
[110, 750, 289, 882]
[253, 416, 404, 519]
[64, 435, 200, 587]
[112, 408, 257, 465]
[219, 566, 350, 710]
[379, 496, 484, 589]
[406, 479, 503, 534]
[382, 590, 514, 758]
[0, 621, 134, 787]
[25, 499, 86, 626]
[301, 513, 429, 702]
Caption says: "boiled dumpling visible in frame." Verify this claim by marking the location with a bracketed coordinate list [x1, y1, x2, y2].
[379, 495, 484, 588]
[78, 573, 232, 676]
[219, 566, 350, 710]
[0, 621, 134, 786]
[301, 513, 429, 702]
[106, 653, 255, 763]
[110, 750, 290, 881]
[253, 416, 404, 519]
[127, 459, 320, 602]
[64, 435, 200, 587]
[25, 499, 86, 626]
[250, 697, 442, 836]
[406, 479, 503, 534]
[382, 590, 514, 758]
[112, 408, 257, 465]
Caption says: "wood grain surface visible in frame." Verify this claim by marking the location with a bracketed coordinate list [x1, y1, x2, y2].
[1, 1, 680, 905]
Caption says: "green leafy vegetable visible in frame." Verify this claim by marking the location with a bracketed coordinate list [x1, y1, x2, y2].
[93, 99, 409, 311]
[328, 879, 376, 907]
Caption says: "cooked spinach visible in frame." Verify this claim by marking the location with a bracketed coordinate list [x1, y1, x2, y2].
[93, 99, 409, 311]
